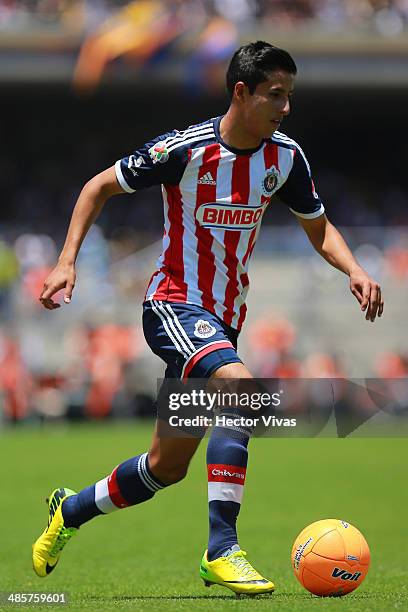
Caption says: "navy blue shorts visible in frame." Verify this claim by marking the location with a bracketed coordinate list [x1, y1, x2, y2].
[142, 300, 242, 380]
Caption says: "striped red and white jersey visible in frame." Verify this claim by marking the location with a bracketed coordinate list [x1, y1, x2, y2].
[115, 116, 324, 331]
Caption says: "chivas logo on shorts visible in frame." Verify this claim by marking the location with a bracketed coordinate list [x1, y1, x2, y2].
[194, 319, 216, 339]
[262, 166, 280, 197]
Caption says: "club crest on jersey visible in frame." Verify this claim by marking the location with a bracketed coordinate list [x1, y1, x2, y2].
[194, 320, 216, 339]
[262, 166, 280, 197]
[196, 202, 265, 231]
[148, 142, 169, 164]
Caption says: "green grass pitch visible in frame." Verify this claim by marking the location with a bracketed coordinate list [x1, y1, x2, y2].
[1, 423, 407, 611]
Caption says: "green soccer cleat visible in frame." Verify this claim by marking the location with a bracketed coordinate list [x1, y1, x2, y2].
[32, 487, 78, 577]
[200, 547, 275, 596]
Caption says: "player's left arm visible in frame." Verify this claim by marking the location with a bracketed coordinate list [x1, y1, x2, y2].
[298, 213, 384, 322]
[276, 142, 383, 322]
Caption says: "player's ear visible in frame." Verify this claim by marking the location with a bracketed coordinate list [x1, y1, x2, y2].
[234, 81, 247, 103]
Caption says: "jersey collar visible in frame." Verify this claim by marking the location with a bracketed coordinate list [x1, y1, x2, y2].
[213, 116, 265, 156]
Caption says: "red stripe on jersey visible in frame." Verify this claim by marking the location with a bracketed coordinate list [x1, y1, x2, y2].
[155, 185, 188, 301]
[242, 228, 256, 269]
[182, 340, 235, 381]
[195, 143, 222, 312]
[236, 271, 249, 330]
[264, 141, 280, 173]
[223, 155, 250, 327]
[107, 467, 131, 509]
[240, 272, 249, 287]
[236, 143, 279, 328]
[236, 302, 247, 330]
[207, 463, 247, 485]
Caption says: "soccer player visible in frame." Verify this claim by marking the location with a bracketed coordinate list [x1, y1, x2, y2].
[33, 41, 383, 595]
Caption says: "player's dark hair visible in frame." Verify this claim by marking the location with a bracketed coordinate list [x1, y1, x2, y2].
[226, 41, 297, 99]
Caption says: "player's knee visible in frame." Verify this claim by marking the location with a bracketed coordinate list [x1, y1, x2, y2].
[162, 465, 189, 484]
[210, 362, 253, 380]
[148, 453, 189, 485]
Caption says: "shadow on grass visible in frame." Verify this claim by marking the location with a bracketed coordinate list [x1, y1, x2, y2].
[86, 595, 307, 602]
[88, 594, 269, 601]
[89, 595, 241, 601]
[86, 591, 384, 602]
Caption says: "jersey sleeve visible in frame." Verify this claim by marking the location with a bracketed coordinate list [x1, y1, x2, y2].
[276, 145, 325, 219]
[115, 130, 189, 193]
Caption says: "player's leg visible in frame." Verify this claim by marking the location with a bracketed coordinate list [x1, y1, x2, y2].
[32, 421, 201, 577]
[61, 420, 201, 528]
[32, 300, 212, 578]
[200, 361, 275, 595]
[148, 420, 201, 484]
[206, 361, 252, 560]
[143, 301, 274, 593]
[61, 421, 200, 527]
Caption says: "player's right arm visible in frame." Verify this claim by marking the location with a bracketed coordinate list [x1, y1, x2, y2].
[40, 129, 187, 310]
[39, 166, 124, 310]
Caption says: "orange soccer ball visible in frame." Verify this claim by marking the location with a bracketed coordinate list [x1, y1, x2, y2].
[291, 519, 370, 597]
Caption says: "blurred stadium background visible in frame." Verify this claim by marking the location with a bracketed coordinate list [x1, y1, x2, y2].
[1, 0, 407, 424]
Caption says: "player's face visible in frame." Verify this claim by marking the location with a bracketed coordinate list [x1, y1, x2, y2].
[242, 71, 295, 140]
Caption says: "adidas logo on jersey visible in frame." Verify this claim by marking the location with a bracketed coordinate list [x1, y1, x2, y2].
[197, 172, 216, 186]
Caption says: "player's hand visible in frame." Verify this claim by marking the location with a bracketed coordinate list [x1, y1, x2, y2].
[349, 267, 384, 322]
[39, 262, 76, 310]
